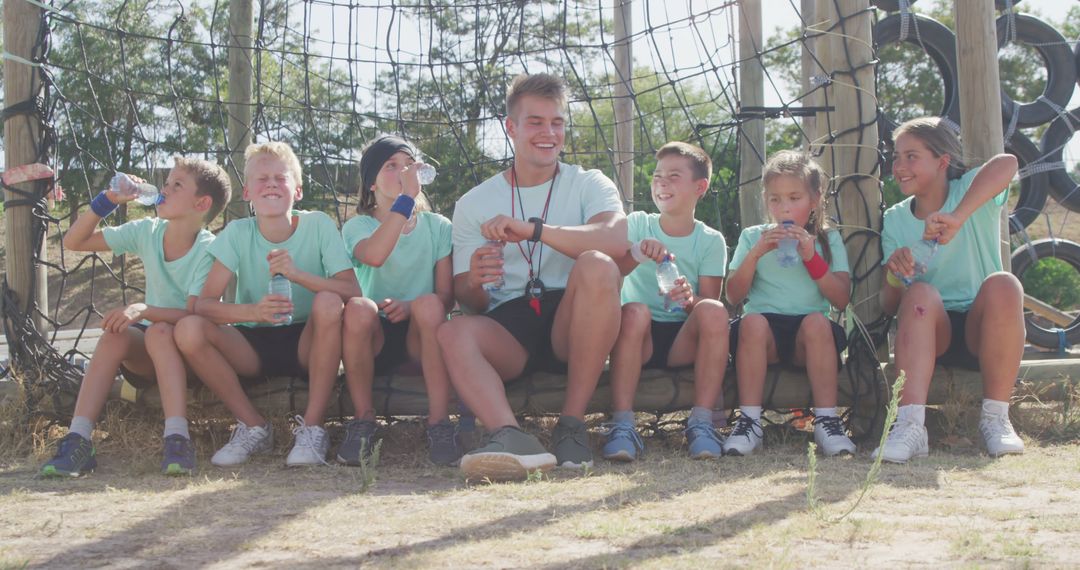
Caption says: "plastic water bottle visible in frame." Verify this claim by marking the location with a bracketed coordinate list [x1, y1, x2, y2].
[415, 163, 437, 185]
[899, 239, 939, 286]
[481, 240, 504, 292]
[776, 220, 799, 268]
[110, 172, 162, 206]
[656, 254, 684, 313]
[268, 273, 293, 326]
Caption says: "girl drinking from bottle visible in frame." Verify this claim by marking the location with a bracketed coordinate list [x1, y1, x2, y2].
[340, 135, 461, 466]
[725, 150, 855, 457]
[875, 117, 1023, 463]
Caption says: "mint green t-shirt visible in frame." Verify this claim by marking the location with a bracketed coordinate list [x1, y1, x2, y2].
[881, 166, 1007, 311]
[341, 211, 452, 302]
[208, 210, 354, 326]
[728, 224, 849, 316]
[452, 162, 624, 311]
[102, 217, 215, 322]
[621, 211, 728, 322]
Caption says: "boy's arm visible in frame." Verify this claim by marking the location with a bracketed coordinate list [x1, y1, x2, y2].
[268, 249, 361, 301]
[63, 205, 114, 252]
[98, 302, 191, 333]
[194, 261, 276, 325]
[925, 153, 1019, 244]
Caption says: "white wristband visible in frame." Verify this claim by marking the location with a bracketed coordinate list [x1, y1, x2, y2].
[629, 241, 650, 264]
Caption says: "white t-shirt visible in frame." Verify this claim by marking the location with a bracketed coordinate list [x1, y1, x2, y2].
[452, 162, 624, 310]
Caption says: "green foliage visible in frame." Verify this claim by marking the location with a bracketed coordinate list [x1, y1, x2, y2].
[1020, 258, 1080, 311]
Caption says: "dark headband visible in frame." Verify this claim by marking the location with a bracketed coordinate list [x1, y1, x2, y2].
[359, 135, 416, 195]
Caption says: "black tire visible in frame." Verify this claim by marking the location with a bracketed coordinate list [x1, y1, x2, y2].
[1011, 238, 1080, 349]
[1039, 107, 1080, 213]
[997, 13, 1076, 129]
[872, 1, 1020, 12]
[874, 13, 961, 153]
[1004, 130, 1049, 234]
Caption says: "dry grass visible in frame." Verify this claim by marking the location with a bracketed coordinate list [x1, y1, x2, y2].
[1, 395, 1079, 568]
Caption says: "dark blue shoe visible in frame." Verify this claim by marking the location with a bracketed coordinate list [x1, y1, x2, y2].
[40, 433, 96, 478]
[601, 421, 644, 462]
[685, 420, 724, 459]
[162, 434, 196, 476]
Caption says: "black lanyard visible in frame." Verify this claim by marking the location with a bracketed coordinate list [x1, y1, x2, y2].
[510, 164, 558, 314]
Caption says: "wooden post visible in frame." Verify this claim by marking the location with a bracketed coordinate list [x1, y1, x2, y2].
[225, 0, 254, 221]
[3, 0, 48, 332]
[955, 2, 1009, 270]
[801, 0, 819, 148]
[737, 0, 766, 227]
[820, 0, 883, 326]
[613, 0, 634, 212]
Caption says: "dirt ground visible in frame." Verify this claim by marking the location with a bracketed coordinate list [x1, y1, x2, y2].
[1, 411, 1079, 569]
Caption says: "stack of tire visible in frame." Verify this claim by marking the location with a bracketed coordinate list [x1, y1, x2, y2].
[872, 0, 1080, 348]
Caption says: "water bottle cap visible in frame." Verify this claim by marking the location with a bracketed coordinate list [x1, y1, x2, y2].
[153, 193, 165, 206]
[662, 254, 673, 262]
[782, 220, 794, 228]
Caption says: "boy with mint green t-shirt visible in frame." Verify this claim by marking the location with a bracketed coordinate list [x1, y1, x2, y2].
[41, 157, 232, 478]
[175, 142, 361, 469]
[603, 142, 732, 462]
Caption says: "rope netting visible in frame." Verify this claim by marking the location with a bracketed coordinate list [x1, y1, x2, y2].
[2, 0, 1076, 437]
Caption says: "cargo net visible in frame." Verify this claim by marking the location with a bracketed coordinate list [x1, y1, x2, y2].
[12, 0, 1075, 439]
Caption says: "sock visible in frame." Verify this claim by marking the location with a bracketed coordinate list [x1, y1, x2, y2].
[897, 404, 926, 425]
[982, 398, 1010, 417]
[740, 405, 762, 422]
[813, 407, 838, 418]
[163, 417, 190, 439]
[612, 410, 635, 425]
[69, 416, 94, 440]
[689, 406, 712, 425]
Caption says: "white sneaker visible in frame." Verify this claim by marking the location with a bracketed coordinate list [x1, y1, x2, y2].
[723, 416, 763, 456]
[285, 416, 330, 467]
[211, 422, 273, 466]
[813, 415, 856, 456]
[871, 420, 928, 464]
[979, 412, 1024, 457]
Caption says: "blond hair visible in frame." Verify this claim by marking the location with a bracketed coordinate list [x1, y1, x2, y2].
[762, 150, 833, 264]
[172, 156, 232, 223]
[505, 73, 568, 119]
[892, 117, 967, 180]
[655, 141, 712, 181]
[243, 141, 303, 184]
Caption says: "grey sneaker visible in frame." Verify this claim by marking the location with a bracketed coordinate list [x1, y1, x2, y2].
[460, 426, 556, 481]
[427, 419, 463, 466]
[552, 415, 593, 469]
[336, 418, 379, 466]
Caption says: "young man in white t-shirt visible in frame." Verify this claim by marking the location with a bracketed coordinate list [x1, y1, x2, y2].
[439, 73, 627, 481]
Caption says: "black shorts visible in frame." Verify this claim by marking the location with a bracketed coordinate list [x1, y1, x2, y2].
[374, 317, 412, 375]
[939, 310, 980, 370]
[236, 322, 306, 377]
[483, 290, 567, 372]
[729, 312, 846, 369]
[643, 320, 689, 370]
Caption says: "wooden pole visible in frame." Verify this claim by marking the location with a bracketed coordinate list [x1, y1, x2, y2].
[954, 2, 1009, 270]
[801, 0, 819, 148]
[737, 0, 766, 227]
[3, 0, 48, 332]
[821, 0, 883, 326]
[613, 0, 634, 212]
[225, 0, 254, 221]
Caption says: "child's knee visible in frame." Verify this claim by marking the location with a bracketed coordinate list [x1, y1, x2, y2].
[693, 300, 729, 338]
[410, 294, 446, 329]
[800, 313, 832, 338]
[619, 303, 652, 333]
[981, 272, 1023, 306]
[310, 291, 345, 325]
[737, 313, 770, 341]
[144, 322, 176, 347]
[343, 297, 379, 333]
[173, 316, 209, 353]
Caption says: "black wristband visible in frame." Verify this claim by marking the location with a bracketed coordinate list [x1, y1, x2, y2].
[528, 217, 544, 242]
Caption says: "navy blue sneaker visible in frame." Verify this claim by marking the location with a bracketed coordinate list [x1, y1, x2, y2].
[162, 434, 196, 476]
[601, 421, 645, 462]
[40, 433, 97, 478]
[685, 420, 724, 459]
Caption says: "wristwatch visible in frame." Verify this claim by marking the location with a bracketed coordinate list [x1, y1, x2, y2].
[528, 217, 544, 242]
